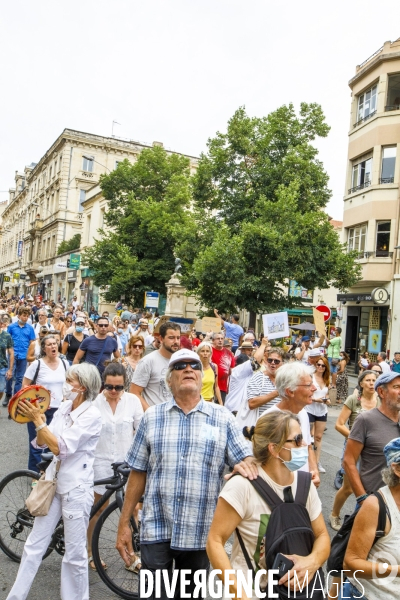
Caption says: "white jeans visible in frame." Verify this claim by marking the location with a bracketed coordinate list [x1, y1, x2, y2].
[7, 484, 93, 600]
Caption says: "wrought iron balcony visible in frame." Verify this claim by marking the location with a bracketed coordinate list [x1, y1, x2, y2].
[349, 250, 393, 260]
[379, 177, 394, 184]
[353, 110, 376, 128]
[348, 181, 371, 195]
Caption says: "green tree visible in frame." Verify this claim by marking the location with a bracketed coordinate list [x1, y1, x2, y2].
[57, 233, 81, 256]
[82, 151, 194, 305]
[179, 104, 361, 314]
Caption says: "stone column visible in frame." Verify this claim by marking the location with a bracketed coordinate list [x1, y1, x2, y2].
[165, 273, 186, 317]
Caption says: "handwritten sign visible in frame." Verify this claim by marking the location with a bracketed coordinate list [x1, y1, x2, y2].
[262, 312, 290, 340]
[312, 308, 326, 336]
[201, 317, 221, 334]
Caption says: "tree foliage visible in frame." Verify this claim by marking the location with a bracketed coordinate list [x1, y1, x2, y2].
[178, 104, 361, 313]
[57, 234, 81, 256]
[82, 151, 194, 305]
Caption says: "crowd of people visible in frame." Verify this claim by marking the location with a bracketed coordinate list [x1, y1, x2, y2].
[2, 298, 400, 600]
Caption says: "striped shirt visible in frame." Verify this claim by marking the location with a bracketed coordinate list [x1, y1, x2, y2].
[125, 397, 251, 549]
[246, 371, 279, 417]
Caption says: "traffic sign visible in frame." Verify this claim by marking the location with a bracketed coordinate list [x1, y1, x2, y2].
[144, 291, 159, 309]
[315, 304, 331, 322]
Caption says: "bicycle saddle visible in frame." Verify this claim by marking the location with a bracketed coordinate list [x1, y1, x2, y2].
[41, 452, 54, 461]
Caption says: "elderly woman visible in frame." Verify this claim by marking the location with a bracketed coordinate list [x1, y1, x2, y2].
[87, 361, 143, 572]
[23, 334, 70, 473]
[341, 437, 400, 600]
[6, 363, 102, 600]
[206, 410, 330, 598]
[195, 341, 223, 404]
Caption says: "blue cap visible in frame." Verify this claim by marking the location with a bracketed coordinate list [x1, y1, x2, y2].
[374, 371, 400, 390]
[384, 437, 400, 465]
[302, 336, 310, 342]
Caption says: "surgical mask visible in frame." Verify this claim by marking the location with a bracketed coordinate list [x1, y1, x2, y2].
[279, 446, 308, 472]
[75, 326, 84, 333]
[18, 319, 25, 325]
[63, 382, 80, 402]
[118, 328, 123, 334]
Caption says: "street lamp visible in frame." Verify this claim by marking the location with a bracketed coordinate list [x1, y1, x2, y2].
[82, 155, 111, 173]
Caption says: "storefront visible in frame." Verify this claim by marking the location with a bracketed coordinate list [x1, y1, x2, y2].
[67, 270, 77, 302]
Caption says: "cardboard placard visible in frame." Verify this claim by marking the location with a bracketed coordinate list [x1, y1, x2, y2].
[262, 312, 290, 340]
[312, 308, 326, 337]
[201, 317, 221, 334]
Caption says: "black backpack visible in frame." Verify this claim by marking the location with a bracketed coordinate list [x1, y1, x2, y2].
[327, 491, 390, 575]
[236, 471, 324, 600]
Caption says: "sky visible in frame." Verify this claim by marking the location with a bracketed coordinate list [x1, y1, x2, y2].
[1, 0, 399, 219]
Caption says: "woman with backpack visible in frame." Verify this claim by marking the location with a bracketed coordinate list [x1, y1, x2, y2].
[206, 410, 330, 598]
[340, 437, 400, 599]
[195, 341, 223, 405]
[22, 334, 69, 473]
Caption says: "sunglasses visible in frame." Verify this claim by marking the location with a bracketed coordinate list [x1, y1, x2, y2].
[97, 324, 109, 328]
[285, 434, 303, 447]
[267, 358, 282, 365]
[104, 384, 125, 391]
[132, 344, 143, 349]
[66, 319, 72, 323]
[172, 361, 202, 371]
[316, 363, 326, 367]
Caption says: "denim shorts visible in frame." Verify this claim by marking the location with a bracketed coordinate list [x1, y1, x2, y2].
[0, 367, 8, 393]
[328, 356, 339, 373]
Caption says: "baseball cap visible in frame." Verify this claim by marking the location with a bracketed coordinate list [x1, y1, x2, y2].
[308, 348, 322, 357]
[302, 336, 310, 342]
[75, 319, 85, 325]
[168, 349, 202, 367]
[374, 371, 400, 390]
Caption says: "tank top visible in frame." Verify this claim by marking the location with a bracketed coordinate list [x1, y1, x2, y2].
[202, 366, 215, 401]
[65, 333, 88, 361]
[350, 486, 400, 600]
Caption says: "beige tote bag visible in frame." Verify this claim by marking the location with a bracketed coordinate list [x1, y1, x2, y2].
[26, 461, 61, 517]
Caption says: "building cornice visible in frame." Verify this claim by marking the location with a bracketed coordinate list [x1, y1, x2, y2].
[349, 51, 400, 88]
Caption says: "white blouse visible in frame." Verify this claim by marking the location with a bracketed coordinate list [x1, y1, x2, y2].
[92, 392, 143, 491]
[305, 375, 328, 417]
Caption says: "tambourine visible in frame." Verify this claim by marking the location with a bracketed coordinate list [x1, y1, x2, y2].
[8, 385, 51, 424]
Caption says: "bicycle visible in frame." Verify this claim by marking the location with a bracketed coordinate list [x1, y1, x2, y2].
[0, 454, 141, 599]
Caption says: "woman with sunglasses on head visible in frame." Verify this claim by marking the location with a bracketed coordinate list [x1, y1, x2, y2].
[329, 370, 379, 531]
[120, 335, 145, 391]
[305, 355, 330, 474]
[246, 348, 285, 420]
[88, 361, 143, 573]
[367, 362, 383, 376]
[206, 410, 330, 598]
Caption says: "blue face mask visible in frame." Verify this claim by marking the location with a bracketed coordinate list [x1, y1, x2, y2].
[118, 328, 123, 334]
[75, 326, 84, 333]
[18, 319, 25, 326]
[280, 445, 308, 472]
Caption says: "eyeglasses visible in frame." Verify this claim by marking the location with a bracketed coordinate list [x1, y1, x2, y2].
[267, 358, 282, 365]
[97, 324, 109, 328]
[316, 363, 326, 368]
[172, 361, 202, 371]
[285, 434, 303, 447]
[104, 384, 125, 391]
[132, 344, 143, 349]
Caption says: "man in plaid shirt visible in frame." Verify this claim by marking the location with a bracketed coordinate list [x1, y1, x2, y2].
[116, 348, 257, 597]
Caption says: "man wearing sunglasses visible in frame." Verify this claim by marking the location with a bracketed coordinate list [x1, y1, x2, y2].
[117, 348, 257, 595]
[73, 317, 120, 376]
[264, 361, 320, 487]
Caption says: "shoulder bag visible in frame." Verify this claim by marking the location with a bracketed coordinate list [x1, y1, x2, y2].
[26, 461, 61, 517]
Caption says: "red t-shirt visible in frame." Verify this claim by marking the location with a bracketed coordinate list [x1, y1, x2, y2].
[191, 338, 201, 347]
[212, 347, 235, 393]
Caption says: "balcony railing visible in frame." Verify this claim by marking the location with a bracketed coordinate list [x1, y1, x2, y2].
[348, 250, 394, 259]
[353, 110, 376, 128]
[348, 181, 371, 195]
[385, 104, 400, 112]
[379, 177, 395, 184]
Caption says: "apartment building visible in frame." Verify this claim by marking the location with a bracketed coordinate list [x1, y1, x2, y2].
[0, 129, 197, 310]
[339, 38, 400, 364]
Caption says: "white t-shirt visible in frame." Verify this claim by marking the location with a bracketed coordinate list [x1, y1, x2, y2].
[305, 375, 328, 417]
[25, 357, 69, 408]
[93, 392, 143, 493]
[220, 466, 321, 594]
[132, 350, 172, 406]
[295, 347, 309, 363]
[225, 361, 254, 412]
[380, 361, 391, 374]
[263, 405, 312, 472]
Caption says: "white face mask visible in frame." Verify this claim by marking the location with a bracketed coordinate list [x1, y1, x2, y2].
[63, 382, 82, 402]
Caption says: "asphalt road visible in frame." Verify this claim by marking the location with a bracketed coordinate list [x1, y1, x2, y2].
[0, 382, 357, 600]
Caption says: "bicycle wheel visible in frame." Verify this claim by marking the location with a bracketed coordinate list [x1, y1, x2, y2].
[0, 470, 53, 562]
[92, 500, 140, 599]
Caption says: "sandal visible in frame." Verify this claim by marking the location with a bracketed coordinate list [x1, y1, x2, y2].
[125, 557, 142, 574]
[88, 556, 107, 571]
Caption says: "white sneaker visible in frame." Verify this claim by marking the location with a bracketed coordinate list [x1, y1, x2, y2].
[329, 514, 342, 531]
[318, 462, 326, 473]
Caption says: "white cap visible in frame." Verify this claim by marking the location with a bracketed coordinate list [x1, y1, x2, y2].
[168, 349, 201, 367]
[308, 348, 322, 357]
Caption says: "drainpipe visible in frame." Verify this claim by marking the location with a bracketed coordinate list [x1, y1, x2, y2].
[64, 146, 73, 241]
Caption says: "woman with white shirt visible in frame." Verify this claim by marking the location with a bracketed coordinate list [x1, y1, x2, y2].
[87, 361, 143, 573]
[6, 363, 103, 600]
[23, 335, 69, 473]
[305, 355, 331, 474]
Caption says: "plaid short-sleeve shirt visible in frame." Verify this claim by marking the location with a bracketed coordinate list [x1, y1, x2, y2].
[125, 397, 251, 549]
